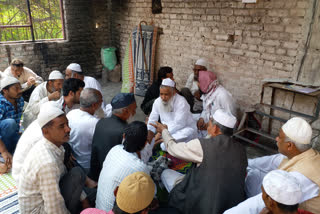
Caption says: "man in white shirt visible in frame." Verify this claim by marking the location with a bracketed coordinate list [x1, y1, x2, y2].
[67, 88, 102, 173]
[180, 58, 207, 113]
[18, 102, 88, 214]
[22, 70, 64, 128]
[4, 59, 43, 101]
[147, 78, 197, 147]
[54, 78, 85, 113]
[65, 63, 106, 117]
[95, 121, 151, 212]
[224, 117, 320, 214]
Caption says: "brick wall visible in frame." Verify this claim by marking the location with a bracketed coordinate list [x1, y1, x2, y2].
[0, 0, 109, 79]
[111, 0, 315, 106]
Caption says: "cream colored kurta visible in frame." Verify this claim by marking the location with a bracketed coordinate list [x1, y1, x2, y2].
[4, 66, 43, 90]
[22, 82, 54, 128]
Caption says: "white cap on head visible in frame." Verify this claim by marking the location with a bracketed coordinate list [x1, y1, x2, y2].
[66, 63, 82, 73]
[195, 58, 208, 68]
[48, 70, 64, 80]
[212, 109, 237, 129]
[282, 117, 312, 145]
[263, 170, 302, 205]
[38, 102, 64, 128]
[1, 76, 19, 90]
[161, 78, 175, 88]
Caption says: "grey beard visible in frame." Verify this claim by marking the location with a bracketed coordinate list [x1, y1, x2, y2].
[160, 99, 173, 112]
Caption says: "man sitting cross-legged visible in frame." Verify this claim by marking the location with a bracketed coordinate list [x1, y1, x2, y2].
[147, 78, 197, 150]
[151, 109, 247, 214]
[18, 102, 88, 214]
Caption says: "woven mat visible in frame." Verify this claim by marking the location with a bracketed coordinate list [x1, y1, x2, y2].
[0, 172, 19, 213]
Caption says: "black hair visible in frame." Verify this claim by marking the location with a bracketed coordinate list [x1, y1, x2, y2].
[216, 122, 234, 136]
[1, 84, 17, 95]
[157, 66, 173, 82]
[277, 202, 299, 213]
[123, 121, 148, 153]
[113, 201, 141, 214]
[62, 78, 85, 96]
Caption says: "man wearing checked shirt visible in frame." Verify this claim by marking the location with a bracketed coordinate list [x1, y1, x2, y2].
[0, 76, 24, 173]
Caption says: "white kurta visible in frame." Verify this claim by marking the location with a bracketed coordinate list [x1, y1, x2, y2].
[223, 154, 320, 214]
[147, 94, 198, 142]
[67, 109, 98, 171]
[22, 82, 54, 128]
[185, 73, 199, 95]
[12, 120, 43, 185]
[200, 85, 237, 122]
[4, 66, 43, 90]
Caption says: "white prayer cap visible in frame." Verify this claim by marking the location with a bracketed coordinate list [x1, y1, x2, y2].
[38, 102, 64, 128]
[161, 78, 175, 88]
[195, 58, 208, 68]
[1, 76, 19, 90]
[66, 63, 82, 72]
[48, 70, 64, 80]
[212, 109, 237, 129]
[263, 170, 302, 205]
[282, 117, 312, 145]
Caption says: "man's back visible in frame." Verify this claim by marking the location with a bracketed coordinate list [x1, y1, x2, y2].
[67, 109, 98, 171]
[95, 145, 151, 212]
[88, 115, 127, 181]
[169, 135, 247, 214]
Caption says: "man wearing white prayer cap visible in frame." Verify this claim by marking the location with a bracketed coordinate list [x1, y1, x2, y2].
[151, 109, 247, 214]
[22, 70, 64, 128]
[181, 58, 209, 113]
[224, 117, 320, 214]
[18, 102, 89, 214]
[0, 76, 24, 173]
[260, 170, 302, 214]
[65, 62, 107, 117]
[147, 78, 197, 145]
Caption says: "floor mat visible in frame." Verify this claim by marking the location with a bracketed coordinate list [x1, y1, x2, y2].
[0, 172, 19, 214]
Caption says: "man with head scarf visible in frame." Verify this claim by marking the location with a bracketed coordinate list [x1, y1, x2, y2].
[151, 109, 247, 214]
[147, 78, 197, 148]
[4, 59, 43, 101]
[141, 66, 174, 115]
[224, 117, 320, 214]
[260, 169, 312, 214]
[22, 70, 64, 128]
[0, 76, 24, 172]
[88, 93, 137, 182]
[181, 58, 207, 113]
[67, 88, 103, 173]
[197, 70, 237, 131]
[65, 63, 107, 117]
[18, 102, 88, 214]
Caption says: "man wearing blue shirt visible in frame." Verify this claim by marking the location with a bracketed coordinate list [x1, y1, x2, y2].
[0, 76, 24, 172]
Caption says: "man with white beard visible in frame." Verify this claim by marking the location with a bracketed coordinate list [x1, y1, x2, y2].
[147, 78, 197, 149]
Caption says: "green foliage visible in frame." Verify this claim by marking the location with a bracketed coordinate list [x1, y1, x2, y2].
[0, 0, 63, 42]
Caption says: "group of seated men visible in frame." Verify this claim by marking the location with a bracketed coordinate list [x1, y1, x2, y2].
[0, 57, 319, 214]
